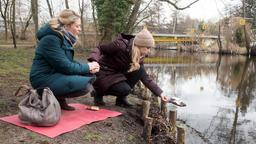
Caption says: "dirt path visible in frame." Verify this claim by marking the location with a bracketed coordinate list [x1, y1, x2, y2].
[0, 91, 146, 144]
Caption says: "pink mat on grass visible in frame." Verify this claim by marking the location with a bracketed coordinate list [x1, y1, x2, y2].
[0, 103, 122, 138]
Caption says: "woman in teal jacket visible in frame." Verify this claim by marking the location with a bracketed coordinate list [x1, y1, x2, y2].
[30, 9, 100, 110]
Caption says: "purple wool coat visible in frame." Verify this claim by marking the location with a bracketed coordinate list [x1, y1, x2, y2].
[88, 33, 163, 96]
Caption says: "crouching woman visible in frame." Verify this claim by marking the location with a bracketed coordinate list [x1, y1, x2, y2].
[29, 9, 99, 110]
[88, 28, 169, 107]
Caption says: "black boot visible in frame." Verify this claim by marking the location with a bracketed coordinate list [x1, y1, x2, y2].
[92, 91, 105, 106]
[57, 98, 75, 111]
[116, 97, 133, 108]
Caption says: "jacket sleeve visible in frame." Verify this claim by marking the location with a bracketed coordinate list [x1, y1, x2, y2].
[88, 38, 128, 62]
[140, 65, 163, 96]
[40, 35, 90, 75]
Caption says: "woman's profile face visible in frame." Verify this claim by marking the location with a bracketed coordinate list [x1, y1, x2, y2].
[66, 19, 81, 36]
[139, 46, 151, 56]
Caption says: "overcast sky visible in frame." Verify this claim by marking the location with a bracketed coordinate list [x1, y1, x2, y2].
[180, 0, 240, 21]
[37, 0, 241, 23]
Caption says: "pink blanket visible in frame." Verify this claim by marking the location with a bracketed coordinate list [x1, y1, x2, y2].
[0, 103, 121, 138]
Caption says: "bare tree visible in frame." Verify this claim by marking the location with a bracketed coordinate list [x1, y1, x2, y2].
[125, 0, 142, 34]
[242, 0, 250, 55]
[172, 10, 178, 34]
[65, 0, 69, 9]
[146, 1, 163, 29]
[0, 0, 11, 40]
[159, 0, 200, 10]
[10, 0, 16, 48]
[78, 0, 86, 48]
[31, 0, 38, 39]
[217, 22, 223, 54]
[126, 0, 154, 33]
[131, 0, 200, 33]
[46, 0, 54, 18]
[20, 10, 32, 40]
[16, 0, 33, 40]
[93, 0, 200, 43]
[90, 0, 99, 44]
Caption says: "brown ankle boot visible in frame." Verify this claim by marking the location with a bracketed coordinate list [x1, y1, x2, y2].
[57, 98, 75, 111]
[116, 97, 133, 108]
[92, 91, 105, 106]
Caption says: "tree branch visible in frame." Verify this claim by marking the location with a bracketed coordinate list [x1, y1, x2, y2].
[159, 0, 200, 10]
[132, 14, 151, 31]
[137, 0, 153, 18]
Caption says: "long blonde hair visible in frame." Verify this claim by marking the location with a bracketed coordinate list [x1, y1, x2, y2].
[49, 9, 80, 30]
[128, 42, 141, 72]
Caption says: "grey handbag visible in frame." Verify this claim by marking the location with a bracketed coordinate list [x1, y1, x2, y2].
[15, 85, 61, 126]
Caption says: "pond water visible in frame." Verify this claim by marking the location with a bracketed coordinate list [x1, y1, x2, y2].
[144, 50, 256, 144]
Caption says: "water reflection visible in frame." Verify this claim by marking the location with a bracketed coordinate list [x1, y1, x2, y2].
[144, 50, 256, 144]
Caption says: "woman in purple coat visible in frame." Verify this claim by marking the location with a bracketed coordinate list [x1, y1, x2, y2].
[88, 29, 169, 107]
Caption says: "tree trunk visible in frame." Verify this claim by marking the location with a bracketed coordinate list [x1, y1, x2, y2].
[244, 25, 251, 54]
[0, 0, 10, 41]
[79, 0, 86, 48]
[124, 0, 142, 34]
[243, 0, 251, 55]
[46, 0, 53, 18]
[4, 19, 8, 40]
[10, 0, 17, 48]
[20, 12, 33, 40]
[172, 11, 178, 34]
[31, 0, 38, 39]
[90, 0, 99, 45]
[65, 0, 69, 9]
[100, 26, 113, 44]
[217, 22, 223, 53]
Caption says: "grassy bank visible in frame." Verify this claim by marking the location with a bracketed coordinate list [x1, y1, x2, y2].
[0, 47, 34, 89]
[0, 46, 145, 144]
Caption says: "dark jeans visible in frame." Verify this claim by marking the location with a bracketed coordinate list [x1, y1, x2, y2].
[56, 84, 93, 99]
[104, 66, 145, 99]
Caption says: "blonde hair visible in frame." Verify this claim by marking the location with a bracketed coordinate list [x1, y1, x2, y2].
[128, 42, 141, 72]
[49, 9, 80, 30]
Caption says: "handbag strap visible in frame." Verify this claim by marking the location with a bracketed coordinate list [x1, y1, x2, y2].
[15, 85, 31, 97]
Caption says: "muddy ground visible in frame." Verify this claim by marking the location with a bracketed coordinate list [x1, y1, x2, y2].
[0, 46, 146, 144]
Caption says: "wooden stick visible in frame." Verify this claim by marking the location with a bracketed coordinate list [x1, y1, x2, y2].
[177, 125, 185, 144]
[169, 110, 177, 134]
[151, 96, 160, 108]
[142, 117, 153, 143]
[142, 100, 150, 120]
[142, 88, 150, 100]
[161, 100, 168, 119]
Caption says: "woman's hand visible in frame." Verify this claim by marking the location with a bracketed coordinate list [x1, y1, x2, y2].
[160, 94, 169, 102]
[88, 61, 100, 74]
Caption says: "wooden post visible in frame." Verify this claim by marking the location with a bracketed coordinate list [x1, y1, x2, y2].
[177, 124, 185, 144]
[142, 117, 153, 143]
[142, 88, 150, 100]
[161, 100, 168, 119]
[142, 100, 150, 121]
[169, 110, 177, 134]
[151, 96, 160, 108]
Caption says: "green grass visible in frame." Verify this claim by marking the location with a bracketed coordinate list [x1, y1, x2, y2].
[0, 47, 35, 90]
[0, 47, 34, 76]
